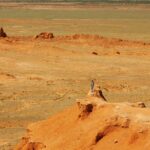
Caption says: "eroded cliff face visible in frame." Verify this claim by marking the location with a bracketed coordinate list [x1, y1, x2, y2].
[14, 88, 150, 150]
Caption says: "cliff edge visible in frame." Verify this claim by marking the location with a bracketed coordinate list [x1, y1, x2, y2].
[14, 88, 150, 150]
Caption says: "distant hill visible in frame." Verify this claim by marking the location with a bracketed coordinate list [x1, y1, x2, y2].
[0, 0, 150, 4]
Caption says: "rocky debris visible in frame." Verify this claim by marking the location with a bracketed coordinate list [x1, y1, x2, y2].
[0, 27, 7, 38]
[71, 34, 104, 40]
[55, 34, 150, 47]
[126, 102, 146, 108]
[116, 51, 120, 55]
[14, 137, 45, 150]
[114, 139, 118, 144]
[34, 32, 54, 39]
[92, 51, 98, 55]
[105, 116, 130, 128]
[135, 102, 146, 108]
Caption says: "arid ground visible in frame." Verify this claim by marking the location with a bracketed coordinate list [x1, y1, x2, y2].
[0, 3, 150, 150]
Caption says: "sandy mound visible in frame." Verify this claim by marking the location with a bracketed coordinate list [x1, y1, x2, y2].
[0, 27, 7, 38]
[14, 86, 150, 150]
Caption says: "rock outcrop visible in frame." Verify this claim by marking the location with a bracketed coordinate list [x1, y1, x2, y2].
[0, 27, 7, 37]
[88, 84, 107, 102]
[34, 32, 54, 39]
[77, 84, 107, 119]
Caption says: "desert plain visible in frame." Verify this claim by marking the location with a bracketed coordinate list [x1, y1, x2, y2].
[0, 3, 150, 150]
